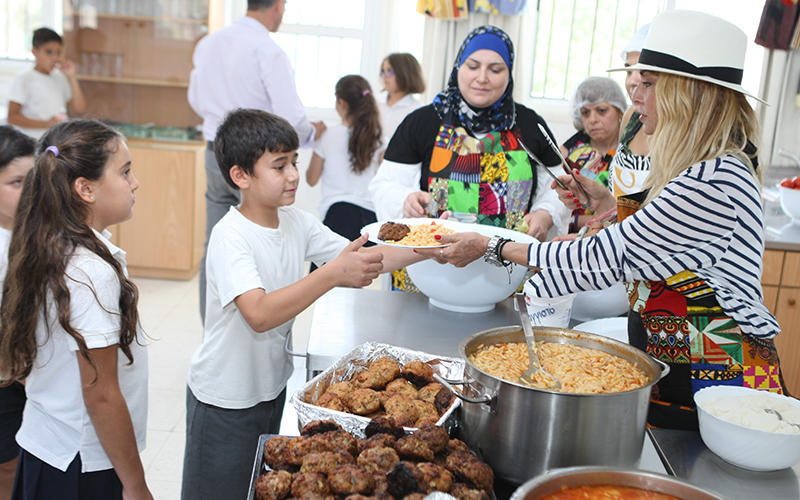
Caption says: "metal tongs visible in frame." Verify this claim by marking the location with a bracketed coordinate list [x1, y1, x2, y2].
[518, 138, 569, 191]
[537, 123, 592, 206]
[515, 294, 561, 390]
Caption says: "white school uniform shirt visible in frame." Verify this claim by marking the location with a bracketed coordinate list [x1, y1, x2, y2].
[16, 229, 148, 472]
[378, 92, 423, 143]
[189, 206, 348, 409]
[312, 123, 382, 219]
[7, 68, 72, 139]
[187, 16, 314, 146]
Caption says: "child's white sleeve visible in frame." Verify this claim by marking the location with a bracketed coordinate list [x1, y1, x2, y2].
[7, 73, 28, 106]
[66, 258, 123, 349]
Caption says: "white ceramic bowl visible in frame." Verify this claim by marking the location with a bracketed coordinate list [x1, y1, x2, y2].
[694, 385, 800, 471]
[570, 282, 630, 322]
[407, 225, 537, 313]
[779, 185, 800, 221]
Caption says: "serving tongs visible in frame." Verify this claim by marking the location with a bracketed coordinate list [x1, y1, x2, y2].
[537, 123, 592, 207]
[515, 293, 561, 390]
[518, 138, 569, 191]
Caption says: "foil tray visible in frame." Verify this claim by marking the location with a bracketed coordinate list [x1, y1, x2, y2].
[291, 342, 464, 438]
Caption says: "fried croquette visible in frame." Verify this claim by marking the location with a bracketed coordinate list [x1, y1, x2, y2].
[378, 222, 410, 242]
[328, 465, 376, 496]
[412, 424, 449, 454]
[315, 430, 358, 458]
[300, 451, 355, 476]
[345, 389, 382, 415]
[371, 473, 390, 495]
[254, 470, 293, 500]
[446, 439, 471, 454]
[386, 461, 425, 499]
[364, 416, 406, 439]
[416, 462, 453, 492]
[444, 450, 494, 493]
[434, 388, 455, 415]
[449, 483, 491, 500]
[384, 379, 418, 400]
[394, 435, 434, 462]
[403, 494, 426, 500]
[384, 395, 419, 424]
[357, 446, 400, 474]
[291, 473, 330, 498]
[284, 436, 333, 466]
[400, 361, 434, 387]
[358, 434, 398, 454]
[369, 357, 401, 381]
[316, 393, 347, 412]
[325, 381, 356, 399]
[264, 436, 293, 470]
[301, 420, 343, 437]
[412, 400, 438, 426]
[417, 383, 444, 404]
[355, 370, 389, 390]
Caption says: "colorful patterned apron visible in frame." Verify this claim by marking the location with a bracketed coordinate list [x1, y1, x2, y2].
[619, 191, 789, 430]
[391, 124, 535, 291]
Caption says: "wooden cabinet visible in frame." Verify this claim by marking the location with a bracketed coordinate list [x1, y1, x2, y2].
[61, 0, 222, 278]
[762, 250, 800, 396]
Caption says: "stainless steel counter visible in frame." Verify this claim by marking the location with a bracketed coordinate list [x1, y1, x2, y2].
[649, 428, 800, 500]
[305, 287, 520, 379]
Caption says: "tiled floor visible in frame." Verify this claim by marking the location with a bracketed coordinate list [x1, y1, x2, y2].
[135, 273, 381, 499]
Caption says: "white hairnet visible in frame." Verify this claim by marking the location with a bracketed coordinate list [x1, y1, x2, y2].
[620, 23, 650, 63]
[568, 77, 628, 130]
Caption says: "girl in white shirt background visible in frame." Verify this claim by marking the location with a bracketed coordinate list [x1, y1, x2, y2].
[0, 120, 151, 500]
[377, 53, 425, 142]
[307, 75, 383, 252]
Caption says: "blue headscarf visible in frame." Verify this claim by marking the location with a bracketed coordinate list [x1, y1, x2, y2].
[432, 26, 516, 134]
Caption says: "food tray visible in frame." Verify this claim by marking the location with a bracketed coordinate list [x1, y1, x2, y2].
[290, 342, 464, 438]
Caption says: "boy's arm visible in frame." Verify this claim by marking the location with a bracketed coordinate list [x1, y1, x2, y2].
[307, 153, 324, 186]
[79, 346, 153, 500]
[234, 235, 383, 332]
[7, 102, 59, 129]
[362, 243, 425, 273]
[60, 61, 87, 115]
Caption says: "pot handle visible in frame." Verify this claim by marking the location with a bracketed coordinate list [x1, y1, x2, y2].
[653, 358, 671, 381]
[433, 373, 493, 405]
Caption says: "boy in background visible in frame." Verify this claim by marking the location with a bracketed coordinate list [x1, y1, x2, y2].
[7, 28, 87, 139]
[0, 126, 35, 500]
[181, 108, 425, 500]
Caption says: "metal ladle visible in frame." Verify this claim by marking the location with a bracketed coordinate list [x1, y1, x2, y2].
[515, 293, 561, 390]
[764, 408, 800, 429]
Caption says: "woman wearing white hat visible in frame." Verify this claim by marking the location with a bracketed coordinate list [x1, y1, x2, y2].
[424, 10, 788, 429]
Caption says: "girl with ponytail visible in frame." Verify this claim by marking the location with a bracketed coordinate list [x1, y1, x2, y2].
[307, 75, 383, 247]
[0, 120, 152, 499]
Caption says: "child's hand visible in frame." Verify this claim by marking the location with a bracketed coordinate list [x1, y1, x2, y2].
[329, 234, 383, 287]
[59, 60, 77, 77]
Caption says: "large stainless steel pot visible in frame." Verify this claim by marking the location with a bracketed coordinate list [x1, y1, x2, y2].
[435, 326, 669, 485]
[509, 466, 728, 500]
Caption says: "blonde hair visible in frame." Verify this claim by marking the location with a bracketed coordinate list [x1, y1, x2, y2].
[644, 73, 761, 205]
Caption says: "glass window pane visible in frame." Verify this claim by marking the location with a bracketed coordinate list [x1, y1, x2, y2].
[283, 0, 365, 29]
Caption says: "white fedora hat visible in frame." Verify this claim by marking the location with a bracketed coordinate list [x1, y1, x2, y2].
[609, 10, 765, 104]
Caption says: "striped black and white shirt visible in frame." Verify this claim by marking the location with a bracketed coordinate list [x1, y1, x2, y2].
[527, 154, 780, 339]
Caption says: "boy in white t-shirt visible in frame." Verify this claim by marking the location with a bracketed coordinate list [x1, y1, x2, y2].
[7, 28, 87, 139]
[181, 108, 425, 500]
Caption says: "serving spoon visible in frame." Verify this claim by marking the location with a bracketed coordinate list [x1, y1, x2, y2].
[764, 408, 800, 429]
[515, 293, 561, 390]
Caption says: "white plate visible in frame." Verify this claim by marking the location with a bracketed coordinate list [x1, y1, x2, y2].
[573, 317, 629, 344]
[361, 218, 467, 249]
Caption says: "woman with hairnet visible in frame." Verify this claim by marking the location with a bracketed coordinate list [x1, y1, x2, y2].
[559, 76, 628, 232]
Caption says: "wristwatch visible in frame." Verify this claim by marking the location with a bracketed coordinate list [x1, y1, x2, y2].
[484, 235, 504, 267]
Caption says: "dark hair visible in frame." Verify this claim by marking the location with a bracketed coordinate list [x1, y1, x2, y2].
[32, 27, 62, 49]
[247, 0, 278, 10]
[0, 120, 140, 384]
[0, 126, 36, 172]
[383, 53, 425, 94]
[335, 75, 382, 174]
[214, 108, 299, 190]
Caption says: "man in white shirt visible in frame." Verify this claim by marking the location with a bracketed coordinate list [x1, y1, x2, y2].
[188, 0, 325, 322]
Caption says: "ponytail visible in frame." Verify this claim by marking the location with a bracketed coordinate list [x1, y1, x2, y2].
[335, 75, 382, 174]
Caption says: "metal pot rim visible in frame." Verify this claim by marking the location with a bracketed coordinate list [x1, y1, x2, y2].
[509, 466, 730, 500]
[459, 325, 665, 395]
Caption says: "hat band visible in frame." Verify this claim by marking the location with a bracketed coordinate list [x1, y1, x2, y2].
[638, 49, 743, 85]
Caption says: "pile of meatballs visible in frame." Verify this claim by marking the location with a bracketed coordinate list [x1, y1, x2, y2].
[314, 357, 455, 428]
[255, 418, 493, 500]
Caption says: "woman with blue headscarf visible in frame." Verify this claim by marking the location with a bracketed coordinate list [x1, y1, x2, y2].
[369, 26, 568, 292]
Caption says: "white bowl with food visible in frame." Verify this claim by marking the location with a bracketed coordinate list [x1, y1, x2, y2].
[694, 385, 800, 471]
[570, 282, 630, 322]
[779, 184, 800, 222]
[406, 223, 537, 313]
